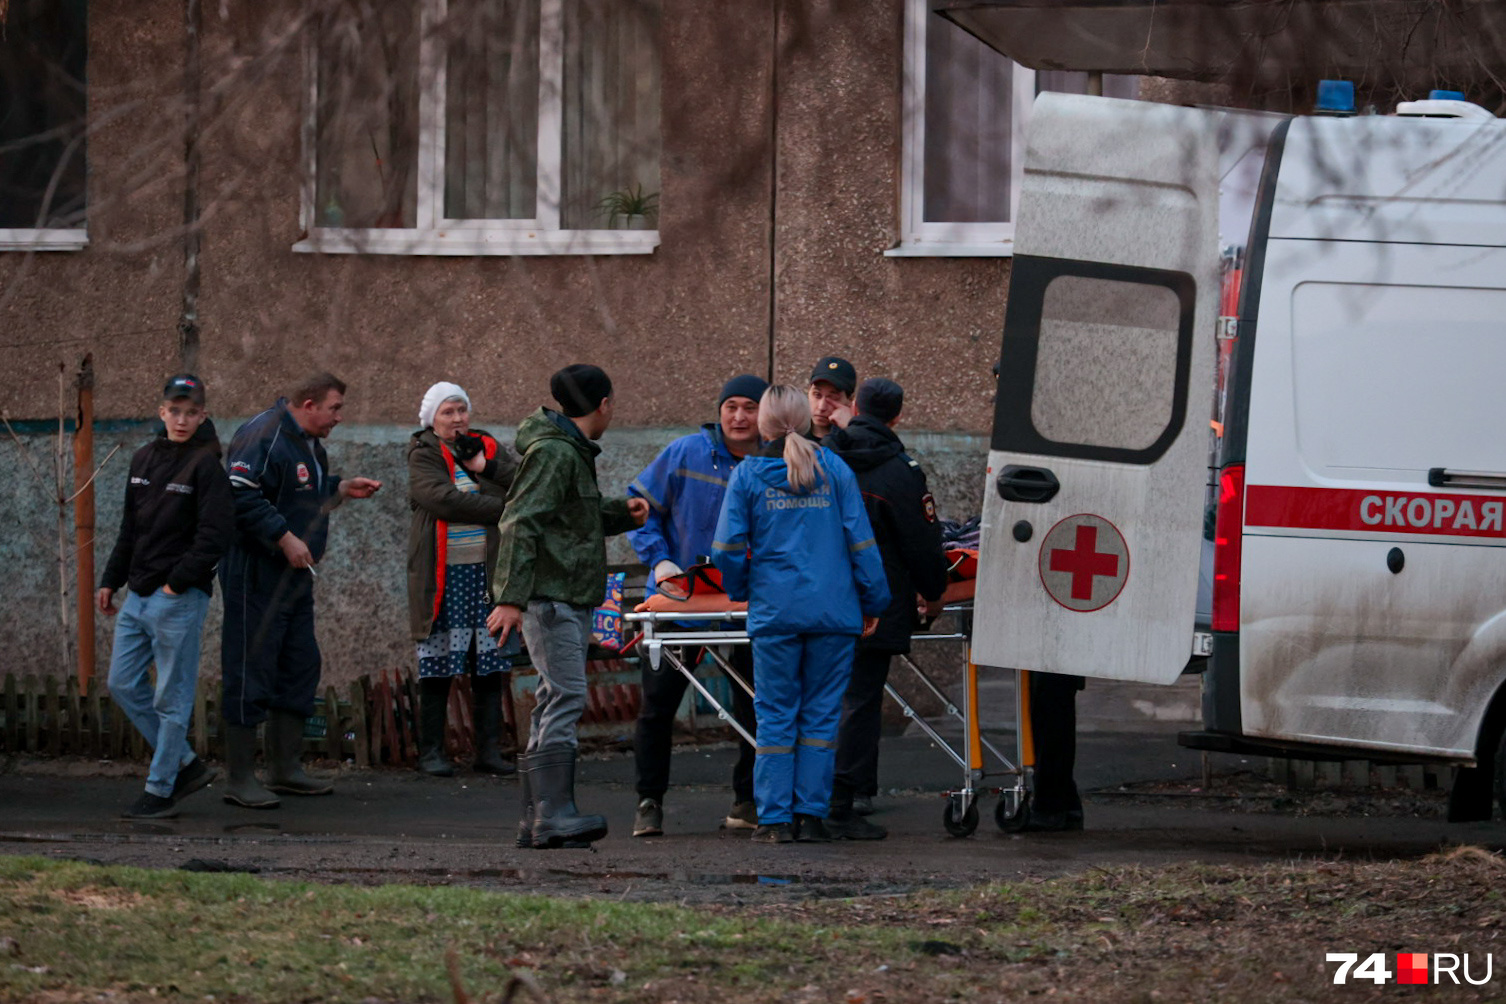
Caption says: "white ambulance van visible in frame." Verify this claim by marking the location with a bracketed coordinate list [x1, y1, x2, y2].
[975, 92, 1506, 815]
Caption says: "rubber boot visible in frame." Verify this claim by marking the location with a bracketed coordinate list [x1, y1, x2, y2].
[528, 743, 607, 849]
[221, 723, 279, 809]
[265, 709, 334, 796]
[516, 753, 534, 848]
[417, 678, 455, 777]
[471, 674, 515, 775]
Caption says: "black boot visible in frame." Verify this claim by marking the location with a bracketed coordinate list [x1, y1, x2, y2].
[1448, 764, 1497, 822]
[827, 806, 888, 840]
[221, 722, 279, 809]
[516, 753, 534, 848]
[528, 743, 608, 849]
[471, 673, 515, 775]
[265, 710, 333, 796]
[417, 677, 455, 777]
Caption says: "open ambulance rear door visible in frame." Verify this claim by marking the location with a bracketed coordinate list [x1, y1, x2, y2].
[973, 93, 1220, 685]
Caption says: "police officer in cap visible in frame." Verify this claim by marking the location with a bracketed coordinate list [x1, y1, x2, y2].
[823, 378, 950, 838]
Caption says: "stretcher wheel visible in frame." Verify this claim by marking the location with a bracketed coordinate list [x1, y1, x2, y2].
[942, 797, 979, 838]
[997, 793, 1029, 832]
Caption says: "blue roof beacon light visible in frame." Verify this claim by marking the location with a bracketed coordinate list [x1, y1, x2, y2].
[1430, 89, 1467, 101]
[1315, 79, 1357, 116]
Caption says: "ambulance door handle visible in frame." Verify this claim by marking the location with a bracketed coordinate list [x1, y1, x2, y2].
[997, 465, 1060, 503]
[1428, 468, 1506, 490]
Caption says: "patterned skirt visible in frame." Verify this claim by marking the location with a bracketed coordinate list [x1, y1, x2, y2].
[415, 562, 512, 679]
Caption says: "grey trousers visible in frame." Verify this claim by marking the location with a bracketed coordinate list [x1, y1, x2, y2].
[521, 599, 595, 753]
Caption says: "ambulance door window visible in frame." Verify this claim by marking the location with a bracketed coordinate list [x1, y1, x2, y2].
[1031, 275, 1182, 451]
[995, 256, 1197, 464]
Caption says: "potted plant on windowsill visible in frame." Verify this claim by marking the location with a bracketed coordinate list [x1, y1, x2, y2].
[595, 184, 659, 230]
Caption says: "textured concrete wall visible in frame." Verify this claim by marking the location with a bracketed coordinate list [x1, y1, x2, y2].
[0, 0, 1012, 434]
[1, 421, 986, 687]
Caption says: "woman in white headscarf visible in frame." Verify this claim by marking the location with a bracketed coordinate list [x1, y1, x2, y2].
[407, 382, 520, 776]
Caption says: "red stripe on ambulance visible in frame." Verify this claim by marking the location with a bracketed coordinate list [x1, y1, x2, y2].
[1245, 485, 1506, 539]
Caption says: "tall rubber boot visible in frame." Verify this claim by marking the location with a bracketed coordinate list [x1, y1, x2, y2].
[515, 752, 534, 848]
[265, 709, 334, 796]
[417, 677, 455, 777]
[472, 673, 515, 775]
[221, 722, 279, 809]
[528, 743, 607, 849]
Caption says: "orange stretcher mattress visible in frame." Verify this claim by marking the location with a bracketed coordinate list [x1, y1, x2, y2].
[633, 593, 748, 614]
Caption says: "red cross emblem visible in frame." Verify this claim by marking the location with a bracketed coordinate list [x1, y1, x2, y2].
[1038, 514, 1130, 612]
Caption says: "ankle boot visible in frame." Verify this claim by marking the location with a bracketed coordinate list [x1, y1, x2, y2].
[417, 678, 455, 777]
[516, 753, 534, 848]
[221, 722, 279, 809]
[265, 710, 333, 796]
[528, 743, 607, 848]
[471, 675, 515, 775]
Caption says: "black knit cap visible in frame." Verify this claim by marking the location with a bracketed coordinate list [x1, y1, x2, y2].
[551, 364, 613, 418]
[719, 373, 769, 407]
[856, 377, 904, 424]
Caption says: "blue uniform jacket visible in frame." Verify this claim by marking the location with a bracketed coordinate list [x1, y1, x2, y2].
[225, 399, 342, 563]
[711, 446, 890, 637]
[627, 423, 741, 596]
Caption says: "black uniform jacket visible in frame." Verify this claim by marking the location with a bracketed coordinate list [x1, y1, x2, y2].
[100, 424, 235, 597]
[825, 415, 949, 653]
[225, 399, 340, 563]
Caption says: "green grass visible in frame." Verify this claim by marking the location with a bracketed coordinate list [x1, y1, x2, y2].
[0, 857, 928, 1002]
[3, 853, 1504, 1002]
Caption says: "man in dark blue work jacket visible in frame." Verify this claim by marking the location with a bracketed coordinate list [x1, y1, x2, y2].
[219, 372, 383, 809]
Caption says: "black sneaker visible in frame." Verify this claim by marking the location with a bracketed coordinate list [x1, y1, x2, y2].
[171, 759, 218, 801]
[828, 810, 888, 840]
[632, 798, 664, 837]
[794, 813, 832, 843]
[851, 795, 875, 816]
[723, 800, 758, 830]
[751, 822, 794, 843]
[122, 792, 179, 820]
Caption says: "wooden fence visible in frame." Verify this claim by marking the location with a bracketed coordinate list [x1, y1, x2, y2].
[0, 668, 501, 767]
[0, 654, 734, 765]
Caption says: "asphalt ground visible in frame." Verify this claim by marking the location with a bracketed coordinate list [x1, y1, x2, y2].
[4, 718, 1504, 904]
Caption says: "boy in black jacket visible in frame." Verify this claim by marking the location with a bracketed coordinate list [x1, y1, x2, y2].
[97, 375, 235, 819]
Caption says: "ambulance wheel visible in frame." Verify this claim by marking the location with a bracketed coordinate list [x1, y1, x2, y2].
[997, 793, 1030, 833]
[943, 797, 979, 838]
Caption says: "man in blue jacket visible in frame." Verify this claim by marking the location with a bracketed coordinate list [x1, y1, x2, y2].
[220, 373, 382, 809]
[627, 374, 768, 837]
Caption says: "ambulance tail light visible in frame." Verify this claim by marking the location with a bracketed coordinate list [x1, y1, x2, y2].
[1211, 464, 1245, 633]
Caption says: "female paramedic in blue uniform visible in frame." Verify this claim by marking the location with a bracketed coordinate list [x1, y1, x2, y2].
[711, 385, 890, 843]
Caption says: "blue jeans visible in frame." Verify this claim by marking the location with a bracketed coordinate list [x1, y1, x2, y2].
[107, 586, 211, 798]
[750, 633, 857, 825]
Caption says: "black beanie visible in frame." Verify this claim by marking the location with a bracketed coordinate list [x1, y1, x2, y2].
[551, 364, 613, 418]
[856, 377, 904, 424]
[719, 374, 770, 407]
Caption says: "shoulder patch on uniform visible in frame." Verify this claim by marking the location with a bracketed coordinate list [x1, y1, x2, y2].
[922, 493, 937, 523]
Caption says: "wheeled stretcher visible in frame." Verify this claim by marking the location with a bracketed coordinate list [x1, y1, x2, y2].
[622, 604, 1038, 836]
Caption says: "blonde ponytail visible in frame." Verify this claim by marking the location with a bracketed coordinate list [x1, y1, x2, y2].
[757, 385, 824, 492]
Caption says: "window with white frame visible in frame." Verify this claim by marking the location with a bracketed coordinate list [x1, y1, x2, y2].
[0, 0, 88, 251]
[891, 0, 1137, 258]
[296, 0, 661, 256]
